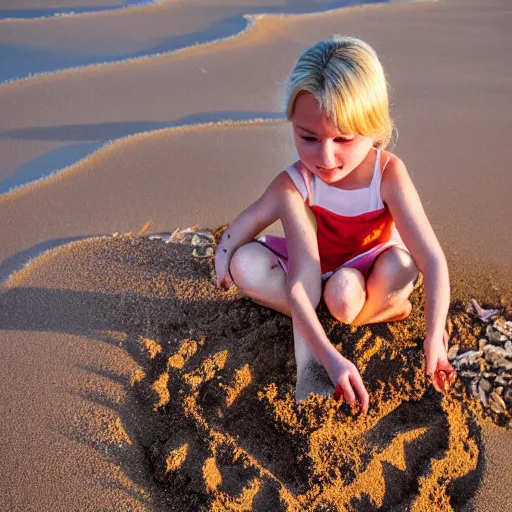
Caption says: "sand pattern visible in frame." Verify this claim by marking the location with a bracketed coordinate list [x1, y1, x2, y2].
[2, 0, 512, 509]
[4, 231, 495, 510]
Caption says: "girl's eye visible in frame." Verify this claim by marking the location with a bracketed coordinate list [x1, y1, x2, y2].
[301, 136, 353, 143]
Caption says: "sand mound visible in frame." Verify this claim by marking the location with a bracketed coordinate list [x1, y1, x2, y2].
[8, 231, 509, 511]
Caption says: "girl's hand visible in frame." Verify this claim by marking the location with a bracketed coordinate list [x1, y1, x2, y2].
[325, 351, 369, 412]
[424, 331, 456, 393]
[215, 245, 233, 291]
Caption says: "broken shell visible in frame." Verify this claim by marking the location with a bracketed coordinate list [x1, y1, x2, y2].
[478, 378, 492, 393]
[467, 299, 500, 322]
[191, 232, 214, 247]
[447, 345, 459, 360]
[485, 351, 506, 364]
[495, 375, 509, 386]
[489, 392, 508, 415]
[192, 246, 214, 258]
[478, 338, 488, 351]
[486, 325, 506, 344]
[478, 385, 489, 408]
[459, 370, 479, 379]
[484, 345, 507, 357]
[495, 359, 512, 371]
[493, 317, 512, 337]
[455, 349, 481, 362]
[505, 340, 512, 354]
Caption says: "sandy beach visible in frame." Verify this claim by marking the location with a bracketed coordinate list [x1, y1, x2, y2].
[1, 0, 511, 510]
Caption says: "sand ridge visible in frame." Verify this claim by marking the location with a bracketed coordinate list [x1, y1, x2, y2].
[1, 0, 511, 301]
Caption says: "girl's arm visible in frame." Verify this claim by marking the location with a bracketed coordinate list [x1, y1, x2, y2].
[278, 173, 369, 409]
[215, 172, 284, 289]
[381, 154, 454, 389]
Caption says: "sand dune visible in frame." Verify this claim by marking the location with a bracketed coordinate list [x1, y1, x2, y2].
[0, 1, 393, 83]
[1, 0, 511, 300]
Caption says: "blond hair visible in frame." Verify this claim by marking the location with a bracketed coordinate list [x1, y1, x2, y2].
[284, 36, 393, 148]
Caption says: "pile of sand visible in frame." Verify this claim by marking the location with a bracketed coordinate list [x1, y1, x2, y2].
[23, 230, 504, 511]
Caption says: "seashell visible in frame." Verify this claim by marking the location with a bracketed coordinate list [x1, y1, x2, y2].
[478, 385, 489, 408]
[485, 351, 506, 364]
[495, 359, 512, 371]
[478, 378, 492, 393]
[191, 232, 214, 247]
[467, 299, 500, 322]
[495, 375, 509, 386]
[489, 392, 508, 415]
[192, 246, 214, 258]
[455, 350, 481, 362]
[495, 387, 504, 396]
[493, 317, 512, 337]
[505, 340, 512, 354]
[483, 345, 507, 357]
[447, 345, 459, 360]
[478, 338, 488, 351]
[486, 325, 506, 344]
[459, 370, 479, 379]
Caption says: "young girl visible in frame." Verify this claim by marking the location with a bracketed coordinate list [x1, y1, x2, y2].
[215, 36, 455, 409]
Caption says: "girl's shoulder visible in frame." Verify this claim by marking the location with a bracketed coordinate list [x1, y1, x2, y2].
[379, 150, 416, 205]
[380, 149, 403, 176]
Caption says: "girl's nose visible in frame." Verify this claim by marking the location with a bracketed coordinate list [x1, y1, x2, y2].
[318, 141, 337, 168]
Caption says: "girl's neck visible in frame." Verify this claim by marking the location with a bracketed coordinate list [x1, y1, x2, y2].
[330, 148, 378, 191]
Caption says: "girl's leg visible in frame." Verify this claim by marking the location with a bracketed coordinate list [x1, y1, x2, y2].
[229, 242, 331, 401]
[324, 247, 418, 326]
[229, 241, 291, 316]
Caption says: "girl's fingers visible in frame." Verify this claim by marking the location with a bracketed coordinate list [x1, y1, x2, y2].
[432, 361, 456, 393]
[340, 378, 356, 406]
[350, 373, 369, 411]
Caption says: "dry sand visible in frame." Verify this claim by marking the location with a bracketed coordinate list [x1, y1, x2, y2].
[1, 0, 511, 510]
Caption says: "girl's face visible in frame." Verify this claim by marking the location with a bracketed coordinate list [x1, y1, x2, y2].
[292, 93, 375, 187]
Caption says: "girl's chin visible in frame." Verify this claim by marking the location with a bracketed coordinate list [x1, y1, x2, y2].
[317, 170, 346, 183]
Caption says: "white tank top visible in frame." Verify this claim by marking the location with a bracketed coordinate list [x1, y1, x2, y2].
[286, 149, 387, 217]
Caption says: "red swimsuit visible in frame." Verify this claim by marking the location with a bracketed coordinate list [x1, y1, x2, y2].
[258, 149, 407, 279]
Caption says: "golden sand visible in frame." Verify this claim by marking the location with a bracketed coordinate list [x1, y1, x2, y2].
[13, 232, 505, 510]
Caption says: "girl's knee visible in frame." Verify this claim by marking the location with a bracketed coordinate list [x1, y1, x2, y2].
[229, 242, 277, 290]
[324, 268, 366, 324]
[373, 248, 418, 290]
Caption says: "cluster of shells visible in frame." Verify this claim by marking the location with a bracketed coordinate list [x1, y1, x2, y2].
[449, 300, 512, 417]
[148, 226, 215, 258]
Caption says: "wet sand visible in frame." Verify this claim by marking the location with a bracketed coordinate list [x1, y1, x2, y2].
[1, 0, 511, 510]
